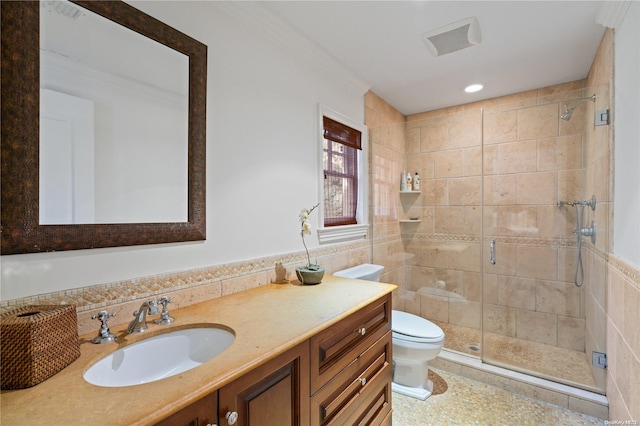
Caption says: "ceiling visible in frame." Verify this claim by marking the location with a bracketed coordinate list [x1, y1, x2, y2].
[262, 1, 607, 115]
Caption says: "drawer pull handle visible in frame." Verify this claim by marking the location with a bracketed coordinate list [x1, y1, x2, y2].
[225, 411, 238, 425]
[358, 327, 366, 336]
[358, 377, 367, 386]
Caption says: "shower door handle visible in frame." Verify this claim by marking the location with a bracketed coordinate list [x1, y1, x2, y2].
[489, 240, 496, 265]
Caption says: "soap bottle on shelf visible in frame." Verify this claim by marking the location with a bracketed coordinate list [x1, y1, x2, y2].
[406, 172, 412, 190]
[400, 171, 407, 191]
[413, 172, 421, 191]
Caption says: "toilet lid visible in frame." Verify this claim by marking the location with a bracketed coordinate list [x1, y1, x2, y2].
[392, 310, 444, 340]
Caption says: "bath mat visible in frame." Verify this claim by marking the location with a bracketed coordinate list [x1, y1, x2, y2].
[429, 369, 448, 396]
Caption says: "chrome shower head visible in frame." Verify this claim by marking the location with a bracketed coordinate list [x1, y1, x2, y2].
[560, 94, 596, 121]
[560, 108, 573, 121]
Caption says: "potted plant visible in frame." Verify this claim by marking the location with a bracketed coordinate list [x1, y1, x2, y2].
[296, 204, 325, 285]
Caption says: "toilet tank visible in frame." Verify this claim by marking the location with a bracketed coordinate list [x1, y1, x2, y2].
[333, 264, 384, 282]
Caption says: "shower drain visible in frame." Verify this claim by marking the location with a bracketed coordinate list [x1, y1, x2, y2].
[467, 345, 480, 352]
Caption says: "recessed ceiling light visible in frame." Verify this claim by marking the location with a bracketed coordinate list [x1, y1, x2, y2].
[465, 84, 483, 93]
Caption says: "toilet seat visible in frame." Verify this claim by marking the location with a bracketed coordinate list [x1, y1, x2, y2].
[392, 310, 444, 343]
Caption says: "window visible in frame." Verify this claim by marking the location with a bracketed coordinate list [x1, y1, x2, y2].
[323, 116, 360, 226]
[317, 106, 368, 244]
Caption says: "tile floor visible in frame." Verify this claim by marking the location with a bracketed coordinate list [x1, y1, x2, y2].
[434, 321, 598, 392]
[392, 369, 605, 425]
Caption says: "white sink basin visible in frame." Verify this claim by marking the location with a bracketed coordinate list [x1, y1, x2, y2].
[84, 326, 235, 387]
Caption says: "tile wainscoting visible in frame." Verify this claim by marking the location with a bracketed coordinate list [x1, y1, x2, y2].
[0, 239, 370, 336]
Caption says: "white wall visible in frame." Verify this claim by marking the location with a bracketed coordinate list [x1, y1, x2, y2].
[0, 1, 368, 301]
[613, 1, 640, 268]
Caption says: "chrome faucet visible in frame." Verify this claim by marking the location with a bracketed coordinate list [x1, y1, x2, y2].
[127, 300, 158, 333]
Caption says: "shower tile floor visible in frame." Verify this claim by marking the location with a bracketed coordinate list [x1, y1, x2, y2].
[434, 321, 598, 391]
[392, 368, 605, 425]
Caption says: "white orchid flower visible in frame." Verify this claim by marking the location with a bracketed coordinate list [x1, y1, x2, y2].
[302, 221, 311, 236]
[299, 203, 319, 268]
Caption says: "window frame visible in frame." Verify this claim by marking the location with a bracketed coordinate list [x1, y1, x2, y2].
[317, 105, 369, 244]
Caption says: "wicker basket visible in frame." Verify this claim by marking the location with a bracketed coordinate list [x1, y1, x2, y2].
[1, 305, 80, 389]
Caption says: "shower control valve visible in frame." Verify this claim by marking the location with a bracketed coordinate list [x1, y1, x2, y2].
[579, 221, 597, 244]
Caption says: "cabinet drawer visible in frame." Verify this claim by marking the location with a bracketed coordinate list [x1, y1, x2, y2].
[310, 294, 391, 393]
[311, 331, 391, 426]
[344, 368, 392, 426]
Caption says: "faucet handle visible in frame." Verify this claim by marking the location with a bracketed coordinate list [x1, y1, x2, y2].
[91, 310, 117, 344]
[156, 296, 175, 325]
[158, 296, 173, 305]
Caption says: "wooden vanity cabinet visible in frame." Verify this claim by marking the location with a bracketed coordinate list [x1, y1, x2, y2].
[155, 294, 392, 426]
[154, 391, 217, 426]
[218, 342, 310, 426]
[309, 294, 392, 426]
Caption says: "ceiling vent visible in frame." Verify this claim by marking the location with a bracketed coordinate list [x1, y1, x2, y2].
[422, 17, 482, 57]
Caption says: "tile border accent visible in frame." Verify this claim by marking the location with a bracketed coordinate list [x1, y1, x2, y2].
[608, 253, 640, 290]
[401, 233, 577, 248]
[0, 239, 369, 314]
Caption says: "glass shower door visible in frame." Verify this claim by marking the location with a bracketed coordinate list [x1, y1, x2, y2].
[480, 86, 605, 393]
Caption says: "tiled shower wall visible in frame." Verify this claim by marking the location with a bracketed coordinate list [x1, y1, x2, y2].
[366, 91, 407, 304]
[401, 81, 589, 353]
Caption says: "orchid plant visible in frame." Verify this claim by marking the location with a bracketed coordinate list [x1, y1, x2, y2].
[299, 203, 320, 270]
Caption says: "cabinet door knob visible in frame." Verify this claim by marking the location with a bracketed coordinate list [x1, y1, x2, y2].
[358, 327, 366, 335]
[358, 377, 367, 386]
[225, 411, 238, 425]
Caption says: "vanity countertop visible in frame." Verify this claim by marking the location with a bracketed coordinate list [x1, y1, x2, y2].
[0, 275, 396, 425]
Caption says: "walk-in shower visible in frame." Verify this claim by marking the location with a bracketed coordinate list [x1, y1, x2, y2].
[370, 84, 607, 396]
[557, 196, 597, 287]
[560, 94, 596, 120]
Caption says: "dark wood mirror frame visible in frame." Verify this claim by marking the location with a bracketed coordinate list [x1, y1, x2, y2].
[1, 1, 207, 255]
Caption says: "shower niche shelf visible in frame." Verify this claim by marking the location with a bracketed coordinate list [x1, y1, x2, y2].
[400, 191, 421, 223]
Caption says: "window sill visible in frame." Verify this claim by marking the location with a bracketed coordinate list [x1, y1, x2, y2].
[317, 224, 369, 244]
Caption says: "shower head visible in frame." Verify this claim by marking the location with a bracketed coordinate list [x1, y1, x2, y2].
[560, 94, 596, 121]
[560, 109, 573, 121]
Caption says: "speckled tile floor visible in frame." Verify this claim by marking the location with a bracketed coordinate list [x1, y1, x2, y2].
[392, 369, 605, 426]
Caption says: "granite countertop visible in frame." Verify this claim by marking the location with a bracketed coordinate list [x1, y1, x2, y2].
[0, 275, 396, 425]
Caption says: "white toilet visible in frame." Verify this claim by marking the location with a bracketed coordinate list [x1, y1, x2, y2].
[334, 263, 445, 400]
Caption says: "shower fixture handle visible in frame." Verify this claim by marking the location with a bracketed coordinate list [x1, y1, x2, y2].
[489, 240, 496, 265]
[581, 221, 597, 244]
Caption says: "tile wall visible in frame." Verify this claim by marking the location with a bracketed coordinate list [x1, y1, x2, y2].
[606, 255, 640, 421]
[366, 91, 407, 305]
[0, 240, 370, 336]
[401, 81, 589, 354]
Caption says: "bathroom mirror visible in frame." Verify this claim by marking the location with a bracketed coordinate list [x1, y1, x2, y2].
[1, 1, 207, 254]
